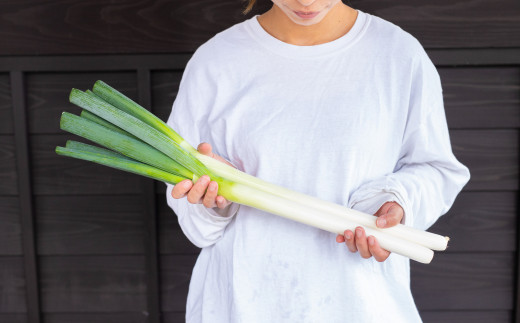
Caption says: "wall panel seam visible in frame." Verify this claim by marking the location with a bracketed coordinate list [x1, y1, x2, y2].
[138, 68, 161, 323]
[11, 71, 41, 323]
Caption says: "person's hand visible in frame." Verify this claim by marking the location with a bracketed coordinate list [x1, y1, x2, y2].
[335, 201, 404, 262]
[171, 143, 233, 210]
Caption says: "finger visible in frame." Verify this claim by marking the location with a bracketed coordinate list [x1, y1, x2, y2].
[197, 142, 214, 158]
[367, 236, 391, 262]
[344, 230, 357, 253]
[386, 204, 404, 226]
[374, 207, 386, 217]
[354, 227, 372, 259]
[202, 181, 218, 208]
[376, 215, 388, 228]
[377, 204, 403, 228]
[375, 203, 390, 227]
[216, 196, 231, 209]
[336, 234, 345, 243]
[172, 180, 193, 199]
[187, 175, 210, 204]
[374, 202, 392, 217]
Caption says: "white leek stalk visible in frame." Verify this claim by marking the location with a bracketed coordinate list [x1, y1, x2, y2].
[198, 154, 448, 251]
[219, 183, 434, 264]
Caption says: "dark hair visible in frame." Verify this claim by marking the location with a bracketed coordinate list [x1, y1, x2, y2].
[243, 0, 256, 14]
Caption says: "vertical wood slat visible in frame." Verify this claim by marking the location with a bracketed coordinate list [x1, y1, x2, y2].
[517, 199, 520, 323]
[513, 132, 520, 323]
[138, 68, 161, 323]
[11, 71, 41, 323]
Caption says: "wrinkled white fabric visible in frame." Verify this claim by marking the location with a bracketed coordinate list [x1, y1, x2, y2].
[165, 9, 470, 323]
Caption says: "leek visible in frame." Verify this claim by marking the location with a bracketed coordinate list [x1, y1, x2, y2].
[55, 81, 451, 264]
[69, 89, 210, 178]
[60, 112, 193, 180]
[56, 141, 434, 264]
[80, 109, 139, 140]
[65, 140, 133, 160]
[91, 80, 449, 252]
[56, 144, 188, 184]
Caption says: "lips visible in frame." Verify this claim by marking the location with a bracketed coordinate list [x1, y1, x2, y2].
[293, 11, 319, 19]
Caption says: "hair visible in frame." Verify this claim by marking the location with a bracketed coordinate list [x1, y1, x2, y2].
[242, 0, 256, 15]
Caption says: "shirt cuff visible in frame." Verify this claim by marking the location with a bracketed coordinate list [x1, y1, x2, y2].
[195, 202, 240, 223]
[348, 192, 410, 226]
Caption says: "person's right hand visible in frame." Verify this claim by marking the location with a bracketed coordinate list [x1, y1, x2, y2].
[171, 143, 233, 210]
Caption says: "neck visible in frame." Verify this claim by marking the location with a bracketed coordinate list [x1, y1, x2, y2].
[257, 3, 356, 46]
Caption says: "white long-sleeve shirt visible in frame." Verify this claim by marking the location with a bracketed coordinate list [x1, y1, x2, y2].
[165, 9, 470, 323]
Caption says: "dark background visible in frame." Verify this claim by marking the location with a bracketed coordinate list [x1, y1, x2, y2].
[0, 0, 519, 322]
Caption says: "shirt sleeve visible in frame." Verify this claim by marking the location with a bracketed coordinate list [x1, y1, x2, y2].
[348, 46, 470, 230]
[164, 47, 240, 248]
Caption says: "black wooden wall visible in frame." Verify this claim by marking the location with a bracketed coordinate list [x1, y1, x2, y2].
[0, 1, 519, 322]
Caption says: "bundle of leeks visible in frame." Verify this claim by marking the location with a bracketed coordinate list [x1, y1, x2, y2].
[56, 80, 449, 264]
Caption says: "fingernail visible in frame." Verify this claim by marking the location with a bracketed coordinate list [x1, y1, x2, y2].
[183, 181, 191, 188]
[378, 218, 387, 227]
[209, 182, 216, 191]
[345, 232, 351, 240]
[368, 236, 374, 246]
[356, 228, 362, 238]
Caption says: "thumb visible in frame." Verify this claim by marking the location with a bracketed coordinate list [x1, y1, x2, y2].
[197, 142, 214, 157]
[197, 142, 234, 167]
[376, 202, 403, 228]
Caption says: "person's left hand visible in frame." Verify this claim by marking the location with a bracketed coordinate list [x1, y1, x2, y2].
[335, 202, 404, 262]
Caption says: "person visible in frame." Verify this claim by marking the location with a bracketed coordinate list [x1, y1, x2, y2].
[165, 0, 470, 322]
